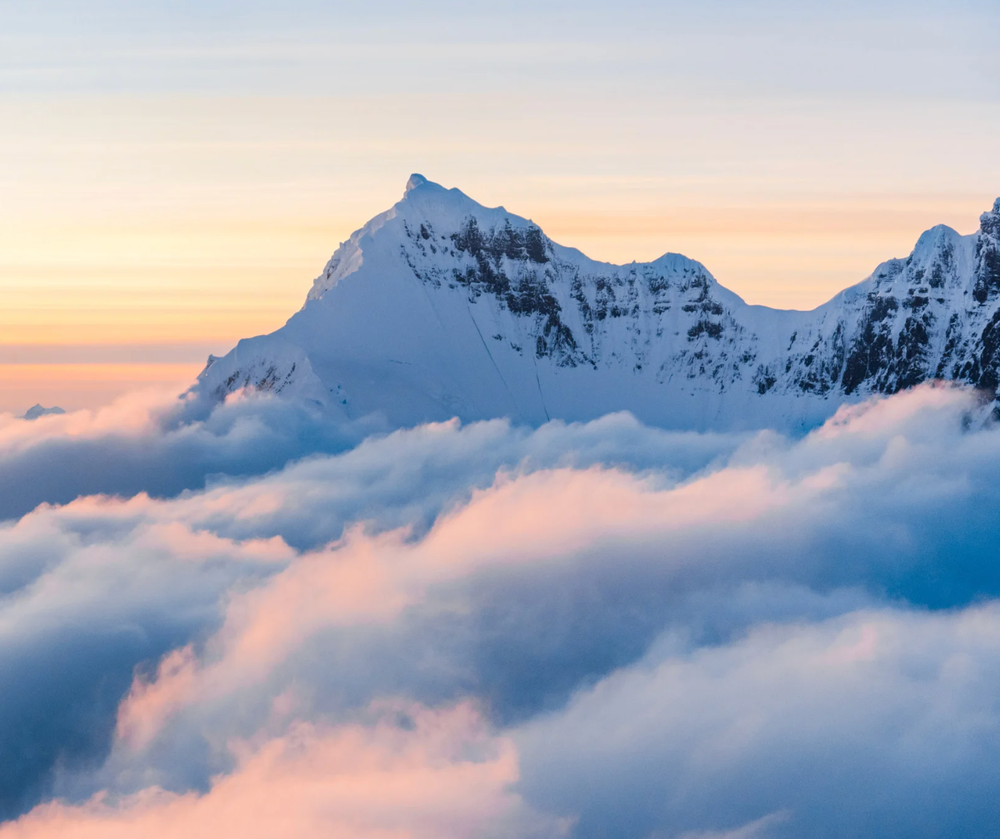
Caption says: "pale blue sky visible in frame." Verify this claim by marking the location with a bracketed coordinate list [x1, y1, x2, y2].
[4, 0, 998, 100]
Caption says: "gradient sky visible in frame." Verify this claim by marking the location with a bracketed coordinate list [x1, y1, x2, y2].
[2, 0, 999, 410]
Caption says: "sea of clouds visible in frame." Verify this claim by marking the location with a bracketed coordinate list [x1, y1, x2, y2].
[3, 382, 1000, 838]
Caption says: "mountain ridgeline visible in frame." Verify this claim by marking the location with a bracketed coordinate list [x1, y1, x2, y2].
[192, 175, 1000, 431]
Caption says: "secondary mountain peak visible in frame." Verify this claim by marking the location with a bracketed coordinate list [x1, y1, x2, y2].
[979, 198, 1000, 247]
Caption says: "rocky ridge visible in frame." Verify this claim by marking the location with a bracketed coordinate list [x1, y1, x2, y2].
[191, 176, 1000, 432]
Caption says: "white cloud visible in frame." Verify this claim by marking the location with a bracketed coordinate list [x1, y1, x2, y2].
[1, 383, 1000, 836]
[515, 604, 1000, 838]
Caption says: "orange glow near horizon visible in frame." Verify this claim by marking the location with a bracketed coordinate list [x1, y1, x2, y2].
[0, 364, 204, 414]
[1, 190, 992, 349]
[3, 90, 998, 361]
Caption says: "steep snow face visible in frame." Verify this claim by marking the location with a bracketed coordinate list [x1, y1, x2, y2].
[192, 179, 1000, 432]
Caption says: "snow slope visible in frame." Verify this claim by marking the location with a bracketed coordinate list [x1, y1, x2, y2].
[191, 175, 1000, 432]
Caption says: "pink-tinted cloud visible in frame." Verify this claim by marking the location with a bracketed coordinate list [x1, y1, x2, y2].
[6, 703, 556, 839]
[114, 457, 834, 747]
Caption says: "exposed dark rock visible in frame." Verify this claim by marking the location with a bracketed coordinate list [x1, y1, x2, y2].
[842, 296, 899, 394]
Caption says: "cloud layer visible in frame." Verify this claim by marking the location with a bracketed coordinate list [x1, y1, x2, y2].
[3, 383, 1000, 837]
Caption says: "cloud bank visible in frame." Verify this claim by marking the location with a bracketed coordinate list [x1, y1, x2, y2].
[2, 383, 1000, 837]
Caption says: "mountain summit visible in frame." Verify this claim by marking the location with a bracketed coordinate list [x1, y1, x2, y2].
[191, 177, 1000, 431]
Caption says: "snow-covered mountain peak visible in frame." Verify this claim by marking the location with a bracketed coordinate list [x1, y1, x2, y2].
[912, 223, 961, 256]
[404, 173, 429, 194]
[306, 176, 556, 304]
[195, 184, 1000, 432]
